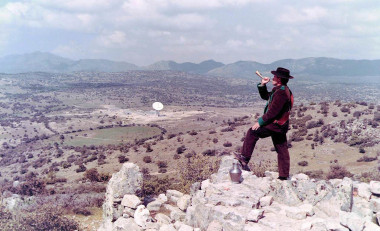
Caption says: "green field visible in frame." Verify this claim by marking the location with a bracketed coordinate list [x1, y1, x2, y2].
[51, 126, 162, 146]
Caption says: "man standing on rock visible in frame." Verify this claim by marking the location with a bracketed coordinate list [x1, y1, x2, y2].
[234, 67, 294, 180]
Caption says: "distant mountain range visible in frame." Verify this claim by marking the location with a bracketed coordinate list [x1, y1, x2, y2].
[1, 51, 380, 78]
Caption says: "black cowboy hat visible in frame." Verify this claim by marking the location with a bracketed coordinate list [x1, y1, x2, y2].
[271, 67, 294, 79]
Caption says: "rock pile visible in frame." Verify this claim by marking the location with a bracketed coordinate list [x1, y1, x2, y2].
[99, 156, 380, 231]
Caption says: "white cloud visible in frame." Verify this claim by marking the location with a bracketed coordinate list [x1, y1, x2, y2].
[1, 0, 380, 64]
[37, 0, 119, 13]
[95, 31, 132, 48]
[278, 6, 328, 24]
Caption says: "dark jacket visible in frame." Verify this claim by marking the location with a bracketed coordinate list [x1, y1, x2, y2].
[257, 84, 292, 133]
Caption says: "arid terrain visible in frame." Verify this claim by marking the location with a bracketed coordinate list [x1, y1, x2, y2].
[0, 71, 379, 230]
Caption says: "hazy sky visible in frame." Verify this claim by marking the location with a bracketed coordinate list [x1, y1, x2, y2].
[0, 0, 379, 65]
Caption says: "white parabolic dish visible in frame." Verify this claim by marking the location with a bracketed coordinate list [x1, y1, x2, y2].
[152, 102, 164, 111]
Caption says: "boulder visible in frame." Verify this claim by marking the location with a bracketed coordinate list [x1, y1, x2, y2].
[370, 197, 380, 213]
[339, 211, 365, 231]
[178, 224, 194, 231]
[370, 181, 380, 195]
[177, 194, 192, 211]
[167, 190, 184, 203]
[147, 199, 164, 211]
[357, 183, 371, 201]
[155, 213, 172, 225]
[264, 171, 279, 180]
[159, 224, 177, 231]
[363, 220, 380, 231]
[121, 194, 141, 209]
[291, 173, 309, 181]
[206, 220, 223, 231]
[285, 206, 307, 220]
[246, 209, 264, 222]
[134, 205, 151, 228]
[170, 206, 187, 222]
[113, 217, 142, 231]
[103, 163, 143, 222]
[123, 207, 135, 217]
[259, 196, 274, 208]
[158, 193, 168, 203]
[299, 203, 315, 216]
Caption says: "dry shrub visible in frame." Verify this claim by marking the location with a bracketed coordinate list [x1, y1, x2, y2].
[357, 171, 380, 183]
[143, 156, 152, 163]
[298, 161, 308, 166]
[248, 162, 274, 177]
[141, 175, 174, 196]
[118, 155, 129, 163]
[176, 145, 186, 154]
[326, 164, 353, 179]
[84, 168, 110, 182]
[202, 149, 216, 156]
[0, 205, 81, 231]
[16, 178, 46, 196]
[357, 156, 377, 162]
[157, 161, 168, 168]
[303, 170, 324, 179]
[176, 154, 220, 194]
[223, 141, 232, 147]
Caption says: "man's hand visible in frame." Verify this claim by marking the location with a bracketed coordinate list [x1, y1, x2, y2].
[261, 77, 270, 86]
[251, 122, 260, 130]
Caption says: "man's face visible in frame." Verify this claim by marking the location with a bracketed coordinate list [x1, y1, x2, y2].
[272, 76, 281, 86]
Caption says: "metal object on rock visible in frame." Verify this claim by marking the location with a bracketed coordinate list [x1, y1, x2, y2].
[229, 162, 242, 184]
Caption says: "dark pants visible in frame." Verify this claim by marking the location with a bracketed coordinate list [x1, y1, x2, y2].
[241, 127, 290, 177]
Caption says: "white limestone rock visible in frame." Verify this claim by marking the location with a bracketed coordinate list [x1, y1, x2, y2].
[325, 220, 349, 231]
[246, 209, 264, 222]
[339, 211, 366, 231]
[174, 221, 183, 229]
[167, 190, 184, 203]
[178, 224, 194, 231]
[357, 183, 372, 201]
[259, 196, 274, 208]
[147, 199, 164, 212]
[121, 194, 141, 209]
[285, 206, 307, 220]
[264, 171, 279, 180]
[352, 196, 373, 219]
[159, 224, 177, 231]
[270, 180, 303, 206]
[113, 217, 142, 231]
[206, 220, 223, 231]
[123, 207, 135, 217]
[299, 203, 315, 216]
[134, 205, 151, 228]
[370, 181, 380, 195]
[103, 163, 142, 222]
[158, 193, 168, 203]
[370, 197, 380, 213]
[177, 194, 192, 211]
[201, 179, 211, 190]
[170, 206, 187, 222]
[155, 213, 171, 225]
[291, 173, 309, 181]
[243, 223, 272, 231]
[363, 220, 380, 231]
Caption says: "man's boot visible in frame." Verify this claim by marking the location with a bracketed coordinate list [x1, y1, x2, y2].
[233, 152, 251, 171]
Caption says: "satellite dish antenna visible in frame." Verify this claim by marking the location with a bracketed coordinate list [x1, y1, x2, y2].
[152, 102, 164, 117]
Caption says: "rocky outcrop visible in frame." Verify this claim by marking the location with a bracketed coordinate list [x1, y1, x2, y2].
[99, 156, 380, 231]
[99, 162, 143, 230]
